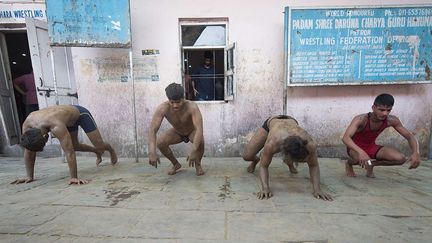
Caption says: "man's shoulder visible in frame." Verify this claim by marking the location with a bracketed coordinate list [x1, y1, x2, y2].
[387, 115, 401, 125]
[182, 100, 198, 109]
[156, 101, 170, 111]
[352, 113, 368, 122]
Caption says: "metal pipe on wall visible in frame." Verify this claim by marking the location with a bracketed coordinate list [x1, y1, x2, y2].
[130, 49, 138, 163]
[283, 7, 289, 115]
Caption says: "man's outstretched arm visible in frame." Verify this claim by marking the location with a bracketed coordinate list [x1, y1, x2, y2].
[342, 115, 370, 166]
[191, 105, 204, 152]
[148, 106, 165, 167]
[53, 125, 88, 185]
[306, 143, 332, 201]
[392, 118, 420, 169]
[257, 143, 274, 199]
[11, 149, 36, 184]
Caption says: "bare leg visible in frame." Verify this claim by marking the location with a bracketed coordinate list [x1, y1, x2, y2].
[85, 130, 118, 166]
[157, 128, 183, 175]
[70, 131, 103, 166]
[368, 147, 406, 178]
[194, 159, 205, 176]
[242, 128, 268, 173]
[283, 158, 298, 174]
[168, 163, 182, 175]
[345, 158, 357, 177]
[247, 157, 260, 173]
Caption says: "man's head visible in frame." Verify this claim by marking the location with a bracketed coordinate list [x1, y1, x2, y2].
[372, 93, 394, 120]
[20, 128, 48, 152]
[374, 93, 394, 107]
[281, 136, 309, 161]
[203, 51, 213, 67]
[165, 83, 185, 110]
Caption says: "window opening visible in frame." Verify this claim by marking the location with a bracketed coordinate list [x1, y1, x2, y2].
[181, 21, 234, 101]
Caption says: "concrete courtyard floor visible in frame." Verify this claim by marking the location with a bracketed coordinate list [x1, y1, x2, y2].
[0, 156, 431, 243]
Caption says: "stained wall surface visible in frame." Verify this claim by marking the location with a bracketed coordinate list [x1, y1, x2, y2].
[70, 0, 431, 158]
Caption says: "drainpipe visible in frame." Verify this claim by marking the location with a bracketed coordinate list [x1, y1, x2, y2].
[283, 7, 290, 115]
[128, 3, 138, 163]
[49, 48, 59, 105]
[130, 49, 138, 163]
[429, 121, 432, 159]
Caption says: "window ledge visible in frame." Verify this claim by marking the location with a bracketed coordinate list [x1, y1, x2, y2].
[193, 100, 228, 104]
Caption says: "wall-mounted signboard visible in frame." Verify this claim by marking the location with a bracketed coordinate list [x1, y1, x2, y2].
[46, 0, 131, 48]
[0, 3, 46, 24]
[285, 6, 432, 86]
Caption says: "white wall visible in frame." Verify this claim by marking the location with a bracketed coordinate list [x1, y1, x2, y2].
[71, 0, 432, 158]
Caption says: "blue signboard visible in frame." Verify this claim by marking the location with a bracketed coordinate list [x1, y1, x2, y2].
[46, 0, 131, 47]
[285, 6, 432, 85]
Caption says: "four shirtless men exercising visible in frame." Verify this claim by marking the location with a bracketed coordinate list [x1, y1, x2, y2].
[11, 83, 421, 200]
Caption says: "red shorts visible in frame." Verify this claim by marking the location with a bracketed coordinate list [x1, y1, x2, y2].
[347, 144, 383, 159]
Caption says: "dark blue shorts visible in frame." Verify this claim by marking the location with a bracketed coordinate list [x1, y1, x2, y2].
[67, 105, 97, 133]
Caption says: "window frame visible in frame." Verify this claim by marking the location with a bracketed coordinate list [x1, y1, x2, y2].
[179, 18, 235, 102]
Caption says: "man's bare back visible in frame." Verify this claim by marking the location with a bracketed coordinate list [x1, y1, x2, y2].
[23, 105, 80, 131]
[268, 118, 314, 145]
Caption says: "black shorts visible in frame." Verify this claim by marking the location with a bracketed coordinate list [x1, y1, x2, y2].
[181, 135, 190, 143]
[67, 105, 98, 133]
[261, 115, 298, 132]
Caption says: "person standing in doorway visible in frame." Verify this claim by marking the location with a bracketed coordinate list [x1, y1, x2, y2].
[13, 70, 38, 118]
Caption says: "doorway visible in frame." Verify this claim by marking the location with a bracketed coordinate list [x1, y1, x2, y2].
[4, 32, 34, 128]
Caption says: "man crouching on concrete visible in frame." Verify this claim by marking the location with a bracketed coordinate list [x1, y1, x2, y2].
[148, 83, 205, 176]
[11, 105, 118, 185]
[243, 115, 332, 201]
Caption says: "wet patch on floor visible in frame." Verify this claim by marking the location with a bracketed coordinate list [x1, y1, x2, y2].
[103, 186, 140, 206]
[105, 178, 126, 185]
[219, 176, 234, 201]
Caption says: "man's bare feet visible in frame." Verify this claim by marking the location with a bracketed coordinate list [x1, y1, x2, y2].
[288, 164, 298, 174]
[345, 161, 357, 177]
[247, 163, 257, 173]
[110, 150, 118, 165]
[366, 166, 375, 178]
[247, 157, 260, 173]
[195, 164, 205, 176]
[168, 163, 182, 175]
[96, 152, 103, 166]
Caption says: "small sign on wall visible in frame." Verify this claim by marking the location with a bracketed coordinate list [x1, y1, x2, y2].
[89, 57, 159, 83]
[0, 3, 46, 23]
[46, 0, 131, 47]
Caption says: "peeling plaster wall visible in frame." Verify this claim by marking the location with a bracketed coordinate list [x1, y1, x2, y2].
[69, 0, 432, 158]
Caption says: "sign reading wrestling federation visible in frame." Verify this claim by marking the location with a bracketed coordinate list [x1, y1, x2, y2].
[285, 6, 432, 86]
